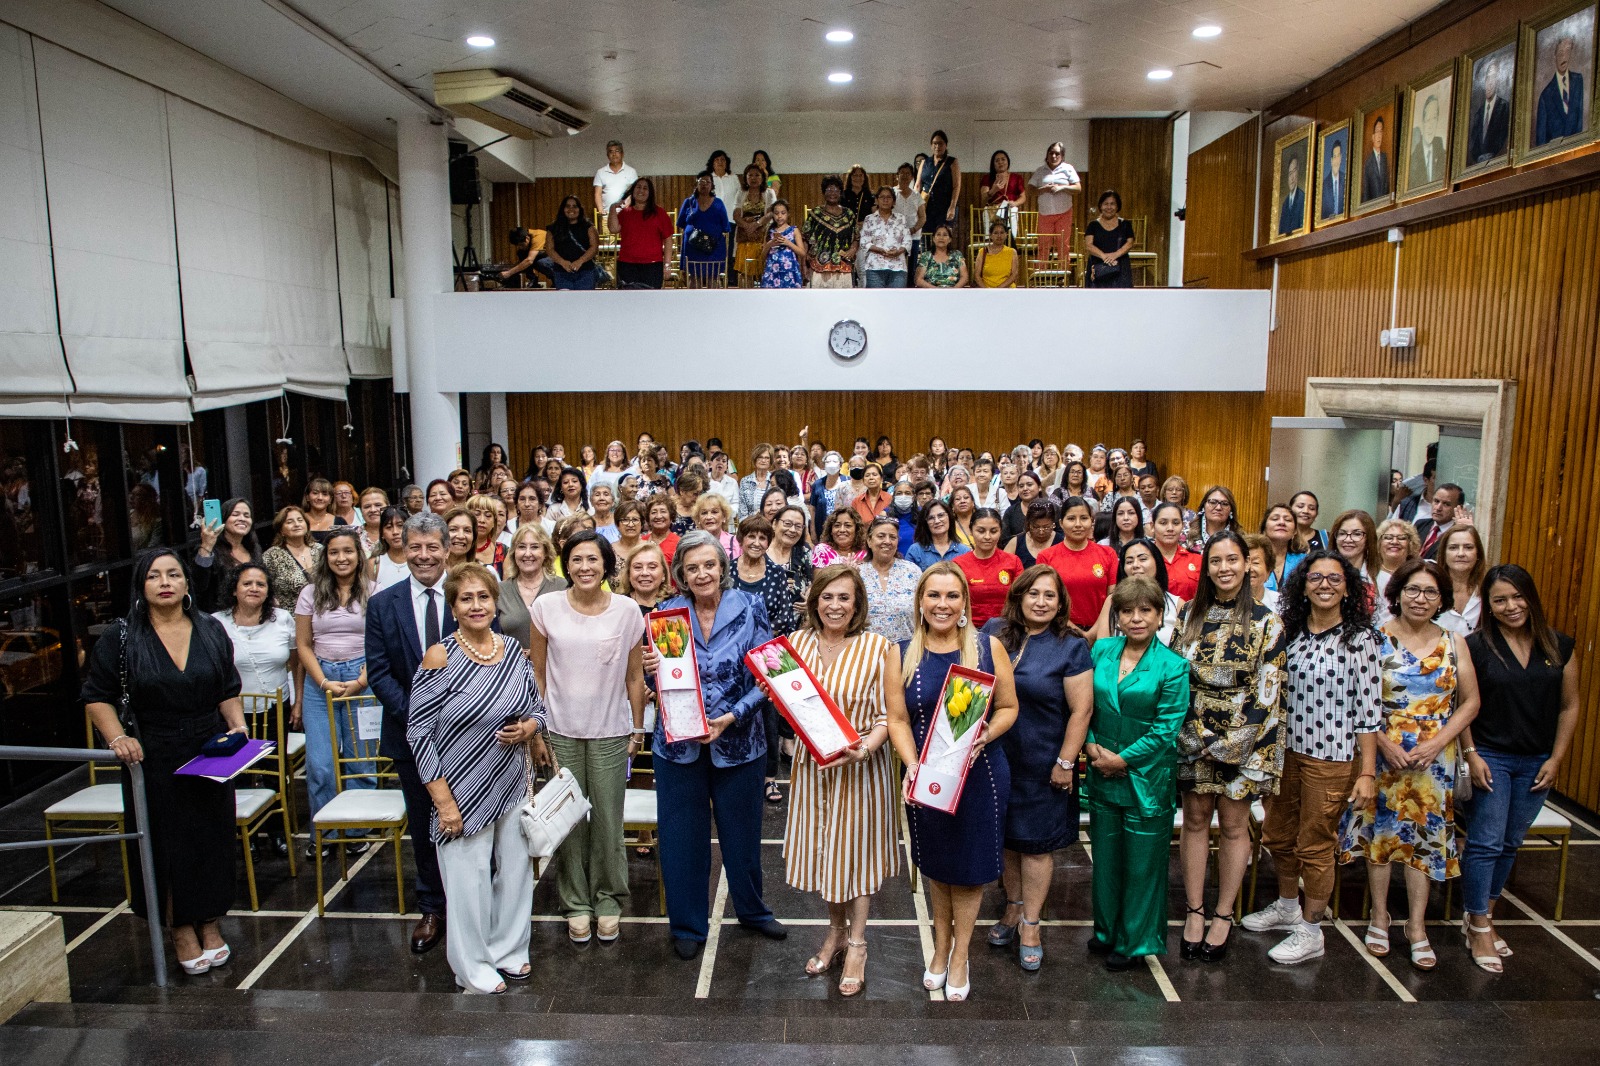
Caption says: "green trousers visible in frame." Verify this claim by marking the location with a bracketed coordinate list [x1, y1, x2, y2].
[1088, 799, 1172, 958]
[546, 733, 631, 919]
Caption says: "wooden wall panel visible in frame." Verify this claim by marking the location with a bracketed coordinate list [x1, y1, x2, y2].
[1089, 118, 1173, 274]
[1182, 118, 1269, 290]
[1144, 393, 1271, 522]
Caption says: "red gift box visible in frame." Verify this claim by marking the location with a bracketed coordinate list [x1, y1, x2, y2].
[907, 664, 995, 814]
[744, 636, 861, 767]
[648, 607, 709, 743]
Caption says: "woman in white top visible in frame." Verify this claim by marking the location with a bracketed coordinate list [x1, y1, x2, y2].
[1437, 525, 1486, 635]
[369, 505, 411, 592]
[588, 442, 630, 500]
[892, 162, 927, 260]
[707, 150, 743, 220]
[527, 531, 647, 946]
[1088, 539, 1183, 647]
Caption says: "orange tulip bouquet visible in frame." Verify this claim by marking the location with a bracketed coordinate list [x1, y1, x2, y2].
[648, 608, 709, 742]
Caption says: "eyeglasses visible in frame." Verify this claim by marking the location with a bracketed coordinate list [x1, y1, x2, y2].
[1379, 534, 1410, 544]
[1204, 498, 1229, 509]
[1400, 585, 1441, 600]
[1305, 573, 1346, 587]
[1335, 530, 1365, 541]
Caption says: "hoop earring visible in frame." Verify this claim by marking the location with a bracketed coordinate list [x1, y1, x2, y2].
[181, 594, 193, 612]
[957, 613, 968, 628]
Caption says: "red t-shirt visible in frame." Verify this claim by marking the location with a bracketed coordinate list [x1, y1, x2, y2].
[647, 531, 680, 564]
[1037, 541, 1117, 628]
[617, 206, 675, 264]
[1163, 547, 1202, 602]
[955, 550, 1023, 628]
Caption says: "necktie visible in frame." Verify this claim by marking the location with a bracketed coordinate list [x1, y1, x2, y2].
[1422, 524, 1440, 555]
[1562, 77, 1570, 111]
[423, 587, 440, 649]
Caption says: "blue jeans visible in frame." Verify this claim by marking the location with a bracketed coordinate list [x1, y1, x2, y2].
[863, 269, 907, 288]
[1459, 745, 1549, 915]
[300, 656, 374, 836]
[551, 264, 598, 290]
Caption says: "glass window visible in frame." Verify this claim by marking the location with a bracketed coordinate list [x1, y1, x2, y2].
[62, 423, 126, 569]
[0, 587, 78, 803]
[0, 421, 52, 580]
[122, 425, 170, 551]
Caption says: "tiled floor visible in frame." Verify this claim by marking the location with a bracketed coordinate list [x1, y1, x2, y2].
[3, 764, 1600, 1063]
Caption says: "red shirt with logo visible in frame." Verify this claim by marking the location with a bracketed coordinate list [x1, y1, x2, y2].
[1037, 541, 1118, 628]
[955, 549, 1024, 628]
[1163, 547, 1202, 601]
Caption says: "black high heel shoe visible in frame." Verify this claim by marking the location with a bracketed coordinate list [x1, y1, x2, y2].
[1180, 905, 1208, 961]
[1199, 913, 1234, 963]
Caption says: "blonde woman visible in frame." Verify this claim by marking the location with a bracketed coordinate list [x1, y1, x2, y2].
[692, 492, 740, 559]
[465, 494, 506, 573]
[887, 562, 1019, 1002]
[496, 524, 567, 650]
[786, 565, 906, 996]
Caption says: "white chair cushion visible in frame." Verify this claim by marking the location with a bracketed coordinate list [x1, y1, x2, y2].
[623, 790, 658, 828]
[314, 790, 406, 826]
[286, 733, 306, 758]
[45, 783, 124, 817]
[1531, 807, 1572, 832]
[235, 789, 278, 821]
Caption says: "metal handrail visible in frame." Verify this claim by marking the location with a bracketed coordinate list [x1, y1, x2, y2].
[0, 746, 166, 986]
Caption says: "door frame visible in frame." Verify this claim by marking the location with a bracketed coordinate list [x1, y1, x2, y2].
[1304, 377, 1516, 559]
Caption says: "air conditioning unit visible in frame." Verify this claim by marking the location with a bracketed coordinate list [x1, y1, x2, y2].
[433, 70, 588, 139]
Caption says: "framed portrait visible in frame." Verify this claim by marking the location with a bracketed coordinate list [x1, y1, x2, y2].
[1455, 32, 1518, 179]
[1514, 1, 1597, 164]
[1353, 91, 1398, 214]
[1314, 120, 1353, 226]
[1398, 62, 1455, 200]
[1268, 122, 1314, 243]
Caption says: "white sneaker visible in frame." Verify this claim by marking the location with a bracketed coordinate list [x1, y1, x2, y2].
[1268, 922, 1326, 965]
[1242, 897, 1301, 933]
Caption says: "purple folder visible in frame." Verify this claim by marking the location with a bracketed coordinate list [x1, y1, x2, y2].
[174, 738, 276, 782]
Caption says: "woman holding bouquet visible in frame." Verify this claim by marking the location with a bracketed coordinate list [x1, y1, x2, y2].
[888, 562, 1019, 1002]
[784, 564, 906, 996]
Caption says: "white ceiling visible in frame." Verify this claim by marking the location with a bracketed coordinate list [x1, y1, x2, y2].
[104, 0, 1448, 140]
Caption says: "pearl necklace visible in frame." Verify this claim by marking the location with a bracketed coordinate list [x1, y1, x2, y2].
[456, 630, 501, 664]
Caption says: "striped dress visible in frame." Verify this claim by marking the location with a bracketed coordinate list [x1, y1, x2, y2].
[407, 635, 547, 844]
[783, 629, 901, 902]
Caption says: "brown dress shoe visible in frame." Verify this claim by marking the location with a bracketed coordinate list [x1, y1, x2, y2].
[411, 913, 445, 954]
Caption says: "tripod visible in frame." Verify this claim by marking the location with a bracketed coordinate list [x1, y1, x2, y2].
[453, 201, 482, 290]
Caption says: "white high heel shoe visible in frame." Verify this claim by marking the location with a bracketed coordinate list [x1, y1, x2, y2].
[944, 960, 971, 1002]
[178, 954, 211, 976]
[201, 943, 231, 968]
[922, 964, 947, 991]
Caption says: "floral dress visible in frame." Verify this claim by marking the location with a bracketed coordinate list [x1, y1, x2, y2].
[1173, 601, 1288, 799]
[1337, 625, 1461, 880]
[860, 558, 922, 643]
[760, 225, 803, 288]
[919, 249, 965, 287]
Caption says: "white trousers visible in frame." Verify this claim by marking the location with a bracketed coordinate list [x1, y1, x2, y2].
[437, 805, 534, 993]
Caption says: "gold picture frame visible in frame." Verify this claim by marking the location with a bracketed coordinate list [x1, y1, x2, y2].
[1514, 0, 1598, 164]
[1268, 122, 1314, 243]
[1455, 32, 1518, 180]
[1398, 61, 1456, 201]
[1313, 119, 1353, 226]
[1353, 90, 1398, 215]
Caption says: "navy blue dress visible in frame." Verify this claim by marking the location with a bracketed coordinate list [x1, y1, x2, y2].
[982, 621, 1092, 853]
[902, 639, 1010, 886]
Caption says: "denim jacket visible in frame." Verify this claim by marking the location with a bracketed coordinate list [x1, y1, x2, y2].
[650, 590, 772, 767]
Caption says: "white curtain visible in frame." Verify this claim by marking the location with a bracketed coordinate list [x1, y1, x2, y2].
[332, 154, 392, 378]
[260, 132, 346, 400]
[33, 40, 190, 422]
[166, 96, 283, 411]
[0, 29, 72, 416]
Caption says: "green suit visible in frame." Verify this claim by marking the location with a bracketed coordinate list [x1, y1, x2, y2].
[1086, 636, 1190, 957]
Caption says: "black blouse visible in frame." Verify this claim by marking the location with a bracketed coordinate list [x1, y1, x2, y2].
[1467, 627, 1575, 756]
[81, 615, 241, 737]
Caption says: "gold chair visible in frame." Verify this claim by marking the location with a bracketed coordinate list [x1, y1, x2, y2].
[42, 710, 129, 903]
[312, 694, 407, 915]
[236, 689, 297, 910]
[1436, 805, 1574, 922]
[1124, 216, 1161, 287]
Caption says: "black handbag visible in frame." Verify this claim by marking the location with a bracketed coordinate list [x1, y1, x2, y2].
[1090, 259, 1120, 284]
[116, 621, 140, 740]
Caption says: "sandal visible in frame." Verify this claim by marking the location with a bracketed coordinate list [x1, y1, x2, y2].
[839, 938, 868, 997]
[1408, 935, 1437, 972]
[1462, 915, 1512, 958]
[1363, 923, 1390, 958]
[987, 900, 1024, 947]
[805, 943, 844, 976]
[765, 781, 783, 804]
[1018, 918, 1043, 972]
[1462, 921, 1504, 974]
[1180, 905, 1208, 961]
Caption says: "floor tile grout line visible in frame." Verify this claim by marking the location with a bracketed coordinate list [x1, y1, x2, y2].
[902, 811, 942, 1002]
[693, 868, 729, 999]
[1499, 888, 1600, 973]
[235, 841, 384, 991]
[64, 900, 128, 953]
[1143, 952, 1181, 1002]
[0, 903, 111, 913]
[1331, 918, 1416, 1002]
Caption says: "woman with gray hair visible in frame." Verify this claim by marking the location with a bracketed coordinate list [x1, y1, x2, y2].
[641, 530, 785, 960]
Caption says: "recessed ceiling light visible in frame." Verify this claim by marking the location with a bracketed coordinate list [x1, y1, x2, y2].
[828, 71, 854, 84]
[1147, 68, 1173, 80]
[1192, 25, 1222, 38]
[465, 35, 495, 48]
[825, 29, 854, 43]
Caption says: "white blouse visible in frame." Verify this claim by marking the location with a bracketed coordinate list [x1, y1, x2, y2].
[214, 609, 297, 705]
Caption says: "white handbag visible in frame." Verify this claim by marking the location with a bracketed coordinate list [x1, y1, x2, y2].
[517, 751, 591, 859]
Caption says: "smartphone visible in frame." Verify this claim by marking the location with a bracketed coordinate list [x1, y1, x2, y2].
[501, 714, 522, 728]
[202, 498, 222, 527]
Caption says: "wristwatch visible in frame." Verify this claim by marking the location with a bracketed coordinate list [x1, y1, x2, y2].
[1055, 757, 1074, 771]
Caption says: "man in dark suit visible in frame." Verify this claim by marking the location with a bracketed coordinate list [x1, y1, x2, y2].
[1278, 156, 1305, 235]
[1467, 56, 1512, 164]
[1320, 140, 1346, 217]
[1362, 116, 1390, 202]
[1408, 94, 1447, 188]
[1535, 36, 1585, 146]
[1415, 483, 1465, 560]
[366, 512, 454, 954]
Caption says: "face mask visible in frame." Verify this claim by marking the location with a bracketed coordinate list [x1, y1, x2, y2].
[849, 467, 865, 481]
[893, 494, 913, 511]
[824, 459, 841, 476]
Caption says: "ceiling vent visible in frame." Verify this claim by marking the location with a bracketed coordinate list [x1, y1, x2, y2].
[433, 70, 589, 138]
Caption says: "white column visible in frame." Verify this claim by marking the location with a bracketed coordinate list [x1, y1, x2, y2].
[489, 393, 509, 455]
[397, 113, 460, 479]
[1169, 112, 1190, 288]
